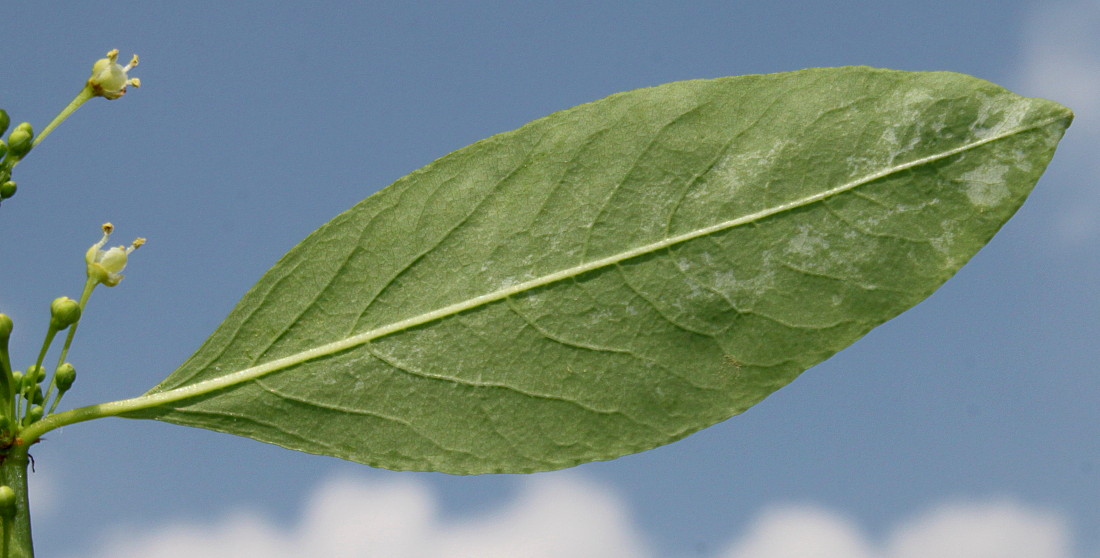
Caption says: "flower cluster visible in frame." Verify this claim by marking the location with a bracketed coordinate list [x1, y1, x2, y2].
[1, 49, 142, 207]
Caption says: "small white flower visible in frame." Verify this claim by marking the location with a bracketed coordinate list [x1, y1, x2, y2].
[87, 49, 141, 100]
[86, 223, 145, 287]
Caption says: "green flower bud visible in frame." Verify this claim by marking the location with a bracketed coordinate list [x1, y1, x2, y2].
[26, 385, 43, 405]
[24, 365, 45, 385]
[49, 296, 82, 329]
[6, 122, 33, 158]
[0, 140, 8, 160]
[0, 109, 9, 137]
[55, 362, 76, 392]
[22, 405, 43, 425]
[0, 314, 11, 340]
[10, 371, 23, 391]
[0, 486, 16, 519]
[1, 181, 16, 199]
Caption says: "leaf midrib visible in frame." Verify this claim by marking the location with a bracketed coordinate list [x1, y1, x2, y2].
[56, 115, 1064, 419]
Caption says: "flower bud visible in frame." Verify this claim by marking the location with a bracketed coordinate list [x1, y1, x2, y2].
[6, 122, 33, 158]
[10, 371, 23, 391]
[24, 365, 45, 385]
[0, 109, 9, 137]
[26, 385, 43, 406]
[55, 362, 76, 392]
[0, 314, 11, 340]
[0, 486, 16, 519]
[0, 139, 8, 160]
[22, 405, 43, 425]
[49, 296, 82, 330]
[1, 181, 16, 199]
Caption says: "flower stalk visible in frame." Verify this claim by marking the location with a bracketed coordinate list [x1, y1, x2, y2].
[32, 49, 140, 150]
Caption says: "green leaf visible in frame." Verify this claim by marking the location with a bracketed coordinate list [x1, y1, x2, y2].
[123, 67, 1071, 474]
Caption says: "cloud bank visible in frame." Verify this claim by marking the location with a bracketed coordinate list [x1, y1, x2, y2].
[75, 474, 651, 558]
[721, 501, 1073, 558]
[72, 473, 1082, 558]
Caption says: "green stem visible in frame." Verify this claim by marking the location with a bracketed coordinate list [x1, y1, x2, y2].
[0, 339, 13, 422]
[0, 448, 33, 558]
[14, 323, 55, 425]
[43, 394, 63, 418]
[30, 87, 94, 150]
[1, 517, 9, 558]
[54, 301, 86, 368]
[42, 280, 95, 415]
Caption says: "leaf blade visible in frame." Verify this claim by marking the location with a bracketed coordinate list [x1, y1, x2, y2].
[123, 67, 1072, 473]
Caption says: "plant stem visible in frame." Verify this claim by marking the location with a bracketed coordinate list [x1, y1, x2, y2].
[0, 447, 33, 558]
[30, 87, 94, 150]
[42, 279, 96, 416]
[0, 337, 14, 423]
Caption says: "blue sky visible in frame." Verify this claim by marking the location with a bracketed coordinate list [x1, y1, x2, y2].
[1, 1, 1097, 556]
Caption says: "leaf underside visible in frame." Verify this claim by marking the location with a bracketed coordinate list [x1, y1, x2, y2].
[125, 67, 1071, 474]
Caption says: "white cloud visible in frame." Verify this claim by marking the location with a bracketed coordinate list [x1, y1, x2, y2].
[431, 474, 650, 558]
[721, 506, 876, 558]
[68, 472, 1086, 558]
[74, 473, 653, 558]
[721, 500, 1074, 558]
[886, 501, 1072, 558]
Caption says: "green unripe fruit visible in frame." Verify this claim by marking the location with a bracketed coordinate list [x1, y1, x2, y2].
[0, 486, 15, 519]
[0, 109, 9, 137]
[55, 362, 76, 392]
[6, 122, 32, 158]
[0, 313, 11, 339]
[1, 181, 15, 199]
[49, 296, 82, 329]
